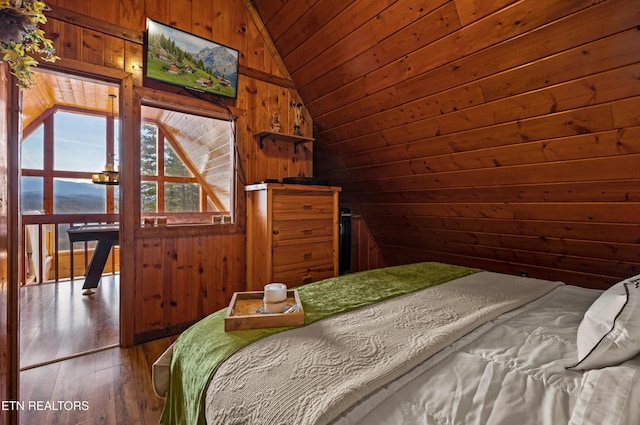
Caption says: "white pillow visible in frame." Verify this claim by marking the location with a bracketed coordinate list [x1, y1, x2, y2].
[569, 275, 640, 370]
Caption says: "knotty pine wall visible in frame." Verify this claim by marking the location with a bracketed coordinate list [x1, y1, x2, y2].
[256, 0, 640, 289]
[1, 64, 19, 424]
[37, 0, 314, 343]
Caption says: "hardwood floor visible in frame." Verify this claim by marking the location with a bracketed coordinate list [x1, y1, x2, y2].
[18, 276, 178, 424]
[20, 277, 120, 369]
[19, 335, 177, 425]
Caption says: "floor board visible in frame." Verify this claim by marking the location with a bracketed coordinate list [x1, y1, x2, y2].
[20, 276, 120, 368]
[18, 275, 178, 424]
[19, 336, 177, 424]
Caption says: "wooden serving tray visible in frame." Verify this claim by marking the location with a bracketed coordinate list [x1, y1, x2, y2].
[224, 290, 304, 331]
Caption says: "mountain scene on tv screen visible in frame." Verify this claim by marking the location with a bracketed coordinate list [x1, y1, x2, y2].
[146, 31, 238, 98]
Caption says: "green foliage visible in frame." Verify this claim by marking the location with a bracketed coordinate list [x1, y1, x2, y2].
[0, 1, 59, 89]
[141, 123, 199, 213]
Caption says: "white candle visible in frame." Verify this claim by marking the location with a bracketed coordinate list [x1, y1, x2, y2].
[264, 283, 287, 313]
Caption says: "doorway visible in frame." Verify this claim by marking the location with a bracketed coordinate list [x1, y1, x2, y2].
[19, 69, 121, 369]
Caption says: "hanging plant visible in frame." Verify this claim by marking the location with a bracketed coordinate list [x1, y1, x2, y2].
[0, 0, 58, 89]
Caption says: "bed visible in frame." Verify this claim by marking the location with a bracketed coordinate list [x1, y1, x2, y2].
[154, 262, 640, 425]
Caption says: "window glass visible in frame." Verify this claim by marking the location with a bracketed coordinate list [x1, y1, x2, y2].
[113, 186, 120, 213]
[53, 178, 105, 213]
[164, 183, 199, 212]
[114, 118, 120, 169]
[21, 125, 44, 170]
[54, 111, 106, 172]
[141, 182, 157, 213]
[164, 140, 191, 177]
[21, 176, 44, 212]
[141, 123, 158, 176]
[140, 104, 235, 220]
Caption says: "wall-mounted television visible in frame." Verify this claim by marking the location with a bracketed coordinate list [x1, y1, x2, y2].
[145, 18, 239, 99]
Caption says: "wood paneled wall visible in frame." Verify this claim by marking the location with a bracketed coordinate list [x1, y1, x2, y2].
[350, 215, 385, 273]
[256, 0, 640, 289]
[1, 64, 19, 425]
[35, 0, 314, 342]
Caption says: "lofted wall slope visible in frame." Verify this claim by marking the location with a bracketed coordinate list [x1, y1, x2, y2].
[253, 0, 640, 289]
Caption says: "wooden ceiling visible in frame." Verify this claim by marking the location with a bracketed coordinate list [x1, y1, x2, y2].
[21, 71, 119, 132]
[253, 0, 640, 287]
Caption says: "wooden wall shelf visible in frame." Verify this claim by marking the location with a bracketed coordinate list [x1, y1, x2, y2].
[254, 130, 314, 152]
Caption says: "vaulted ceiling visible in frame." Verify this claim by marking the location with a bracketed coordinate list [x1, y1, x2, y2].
[252, 0, 640, 287]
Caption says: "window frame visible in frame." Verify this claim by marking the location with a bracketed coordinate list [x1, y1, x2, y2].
[20, 105, 119, 215]
[135, 88, 239, 228]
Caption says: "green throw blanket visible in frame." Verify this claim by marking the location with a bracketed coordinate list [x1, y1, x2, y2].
[160, 262, 480, 425]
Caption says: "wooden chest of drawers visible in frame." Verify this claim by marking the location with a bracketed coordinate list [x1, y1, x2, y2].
[246, 183, 341, 291]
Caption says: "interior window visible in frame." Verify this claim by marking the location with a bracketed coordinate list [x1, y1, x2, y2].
[140, 104, 235, 223]
[21, 108, 118, 215]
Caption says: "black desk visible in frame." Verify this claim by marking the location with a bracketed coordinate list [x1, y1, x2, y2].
[67, 224, 119, 292]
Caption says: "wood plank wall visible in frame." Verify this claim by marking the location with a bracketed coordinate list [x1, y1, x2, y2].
[35, 0, 314, 342]
[0, 64, 20, 425]
[350, 215, 385, 273]
[256, 0, 640, 289]
[0, 65, 12, 425]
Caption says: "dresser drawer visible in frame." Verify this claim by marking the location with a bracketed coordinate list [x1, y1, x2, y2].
[273, 194, 334, 220]
[273, 263, 336, 287]
[272, 241, 334, 270]
[273, 219, 333, 244]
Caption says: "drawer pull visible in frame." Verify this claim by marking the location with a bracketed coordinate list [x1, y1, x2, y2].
[303, 252, 313, 259]
[303, 204, 312, 210]
[273, 229, 279, 235]
[302, 228, 313, 234]
[303, 275, 313, 284]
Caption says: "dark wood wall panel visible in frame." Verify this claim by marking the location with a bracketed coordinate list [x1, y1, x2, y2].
[350, 215, 385, 273]
[255, 0, 640, 289]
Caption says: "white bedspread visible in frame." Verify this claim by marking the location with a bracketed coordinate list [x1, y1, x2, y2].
[331, 284, 640, 425]
[205, 272, 563, 425]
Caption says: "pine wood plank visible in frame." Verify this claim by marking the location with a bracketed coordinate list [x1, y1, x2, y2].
[284, 0, 397, 74]
[82, 28, 106, 66]
[138, 239, 164, 334]
[480, 29, 640, 102]
[613, 96, 640, 128]
[317, 63, 640, 150]
[273, 0, 352, 58]
[90, 0, 119, 24]
[301, 0, 458, 102]
[358, 211, 640, 247]
[343, 178, 640, 206]
[267, 0, 322, 43]
[118, 0, 145, 30]
[357, 200, 640, 228]
[145, 0, 169, 23]
[370, 224, 640, 265]
[321, 103, 615, 174]
[453, 0, 519, 26]
[191, 0, 214, 39]
[312, 0, 639, 129]
[325, 126, 640, 183]
[306, 0, 599, 114]
[380, 246, 619, 289]
[341, 154, 640, 194]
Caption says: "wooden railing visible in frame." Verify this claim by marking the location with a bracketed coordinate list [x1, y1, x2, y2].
[21, 213, 119, 284]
